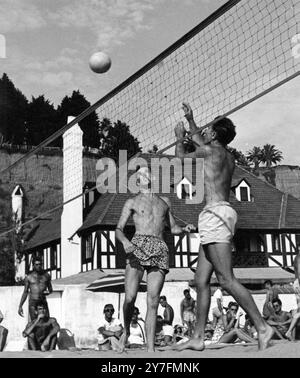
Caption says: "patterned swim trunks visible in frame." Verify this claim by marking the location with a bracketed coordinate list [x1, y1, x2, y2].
[125, 234, 169, 273]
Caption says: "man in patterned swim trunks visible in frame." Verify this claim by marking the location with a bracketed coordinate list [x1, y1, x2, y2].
[116, 167, 195, 352]
[173, 102, 274, 351]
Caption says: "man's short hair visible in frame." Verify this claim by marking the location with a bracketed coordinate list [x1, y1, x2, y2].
[33, 256, 42, 264]
[228, 301, 239, 310]
[159, 295, 167, 301]
[103, 304, 114, 312]
[272, 298, 282, 306]
[212, 117, 236, 146]
[264, 280, 273, 286]
[183, 289, 190, 295]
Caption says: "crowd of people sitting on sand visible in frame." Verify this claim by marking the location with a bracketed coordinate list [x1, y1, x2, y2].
[1, 280, 300, 353]
[95, 283, 300, 352]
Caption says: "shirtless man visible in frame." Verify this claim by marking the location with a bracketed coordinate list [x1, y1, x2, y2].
[22, 301, 60, 351]
[173, 102, 274, 351]
[116, 167, 195, 352]
[18, 256, 53, 320]
[267, 298, 291, 339]
[180, 289, 196, 337]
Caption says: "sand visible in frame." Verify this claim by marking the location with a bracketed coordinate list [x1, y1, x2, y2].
[1, 340, 300, 358]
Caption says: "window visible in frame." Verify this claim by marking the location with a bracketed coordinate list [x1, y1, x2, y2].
[240, 187, 249, 202]
[234, 180, 251, 202]
[50, 245, 57, 269]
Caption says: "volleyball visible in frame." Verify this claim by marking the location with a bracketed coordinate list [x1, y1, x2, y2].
[89, 52, 112, 74]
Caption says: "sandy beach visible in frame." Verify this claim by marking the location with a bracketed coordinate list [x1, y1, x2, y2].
[1, 340, 300, 358]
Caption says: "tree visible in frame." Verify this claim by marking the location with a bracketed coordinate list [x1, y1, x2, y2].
[0, 73, 28, 144]
[99, 118, 142, 163]
[26, 95, 58, 146]
[227, 147, 250, 168]
[246, 146, 263, 170]
[260, 144, 283, 168]
[57, 90, 100, 148]
[148, 144, 158, 154]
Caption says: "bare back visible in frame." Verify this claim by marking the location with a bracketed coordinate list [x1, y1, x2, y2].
[130, 194, 169, 239]
[201, 145, 235, 205]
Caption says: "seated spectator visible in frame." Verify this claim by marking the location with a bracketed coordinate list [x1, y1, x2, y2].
[155, 315, 165, 346]
[97, 304, 123, 352]
[211, 302, 255, 344]
[243, 314, 258, 340]
[211, 285, 225, 329]
[285, 309, 300, 341]
[22, 301, 60, 351]
[0, 309, 8, 352]
[154, 315, 175, 346]
[204, 324, 214, 346]
[267, 298, 291, 339]
[173, 324, 189, 345]
[127, 307, 145, 348]
[262, 280, 279, 320]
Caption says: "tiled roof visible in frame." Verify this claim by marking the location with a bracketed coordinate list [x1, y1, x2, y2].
[77, 153, 300, 234]
[24, 210, 61, 251]
[52, 267, 294, 287]
[25, 153, 300, 248]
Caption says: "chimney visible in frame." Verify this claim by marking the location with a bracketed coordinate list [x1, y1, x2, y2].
[61, 117, 83, 277]
[12, 185, 25, 281]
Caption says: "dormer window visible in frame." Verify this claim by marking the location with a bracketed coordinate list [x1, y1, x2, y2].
[232, 179, 252, 202]
[176, 177, 193, 200]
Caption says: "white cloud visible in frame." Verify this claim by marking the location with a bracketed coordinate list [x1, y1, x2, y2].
[46, 0, 198, 50]
[0, 0, 46, 32]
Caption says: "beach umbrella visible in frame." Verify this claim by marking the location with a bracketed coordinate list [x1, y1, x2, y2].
[86, 273, 147, 318]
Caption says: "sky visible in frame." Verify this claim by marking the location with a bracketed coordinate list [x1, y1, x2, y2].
[0, 0, 299, 165]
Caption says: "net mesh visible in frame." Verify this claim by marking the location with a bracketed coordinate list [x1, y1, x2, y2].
[0, 0, 299, 241]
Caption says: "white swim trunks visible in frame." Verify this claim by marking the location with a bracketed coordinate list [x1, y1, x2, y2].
[198, 201, 237, 245]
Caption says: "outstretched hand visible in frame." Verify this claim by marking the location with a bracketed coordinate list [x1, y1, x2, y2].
[182, 102, 193, 121]
[175, 121, 186, 139]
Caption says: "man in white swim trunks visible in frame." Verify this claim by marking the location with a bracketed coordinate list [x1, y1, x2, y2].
[173, 102, 274, 351]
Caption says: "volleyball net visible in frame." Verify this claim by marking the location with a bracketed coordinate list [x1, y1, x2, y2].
[0, 0, 299, 241]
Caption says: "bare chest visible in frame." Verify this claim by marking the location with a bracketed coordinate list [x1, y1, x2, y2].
[133, 197, 167, 218]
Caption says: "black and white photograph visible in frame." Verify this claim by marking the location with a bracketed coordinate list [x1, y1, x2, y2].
[0, 0, 300, 368]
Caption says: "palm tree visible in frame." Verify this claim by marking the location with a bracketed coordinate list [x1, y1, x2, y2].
[227, 147, 248, 167]
[260, 144, 283, 168]
[246, 146, 263, 170]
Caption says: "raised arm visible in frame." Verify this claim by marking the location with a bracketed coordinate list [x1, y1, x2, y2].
[174, 122, 208, 159]
[18, 276, 30, 317]
[182, 102, 205, 147]
[163, 197, 195, 235]
[115, 198, 135, 252]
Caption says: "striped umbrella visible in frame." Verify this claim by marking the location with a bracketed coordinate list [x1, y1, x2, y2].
[86, 273, 147, 317]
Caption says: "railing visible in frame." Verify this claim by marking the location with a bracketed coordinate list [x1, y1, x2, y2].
[232, 251, 268, 268]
